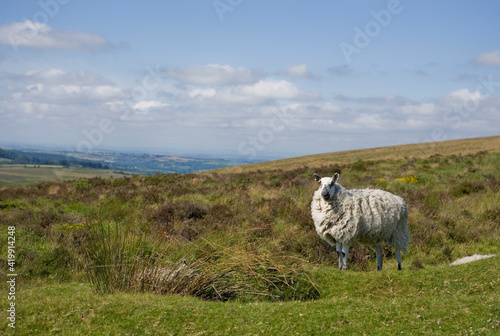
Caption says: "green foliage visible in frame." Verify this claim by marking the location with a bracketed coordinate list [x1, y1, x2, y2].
[0, 200, 23, 209]
[73, 179, 92, 192]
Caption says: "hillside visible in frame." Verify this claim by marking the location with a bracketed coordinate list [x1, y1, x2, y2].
[219, 135, 500, 173]
[0, 149, 247, 186]
[0, 136, 499, 335]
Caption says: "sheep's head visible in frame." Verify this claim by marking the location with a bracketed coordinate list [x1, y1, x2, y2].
[313, 173, 340, 201]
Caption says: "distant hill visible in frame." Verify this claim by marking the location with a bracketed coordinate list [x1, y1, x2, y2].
[0, 148, 109, 169]
[218, 135, 500, 173]
[0, 148, 248, 186]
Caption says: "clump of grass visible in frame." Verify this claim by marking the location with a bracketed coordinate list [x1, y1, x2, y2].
[84, 221, 145, 293]
[83, 222, 319, 302]
[135, 244, 319, 302]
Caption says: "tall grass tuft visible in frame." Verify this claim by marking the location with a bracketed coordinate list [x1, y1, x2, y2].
[84, 221, 142, 294]
[83, 223, 319, 301]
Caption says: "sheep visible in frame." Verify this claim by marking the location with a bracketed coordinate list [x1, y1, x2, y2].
[311, 173, 409, 271]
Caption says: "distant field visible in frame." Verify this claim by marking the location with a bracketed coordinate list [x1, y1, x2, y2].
[0, 165, 136, 186]
[219, 135, 500, 173]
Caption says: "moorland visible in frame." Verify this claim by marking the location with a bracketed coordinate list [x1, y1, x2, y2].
[0, 136, 499, 335]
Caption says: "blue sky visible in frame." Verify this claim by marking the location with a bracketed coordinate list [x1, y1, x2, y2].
[0, 0, 499, 160]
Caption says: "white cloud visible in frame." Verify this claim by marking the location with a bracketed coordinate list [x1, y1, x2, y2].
[25, 68, 65, 78]
[19, 83, 122, 102]
[475, 50, 500, 68]
[398, 103, 437, 116]
[442, 89, 483, 108]
[281, 64, 318, 79]
[180, 79, 320, 105]
[168, 64, 263, 85]
[22, 68, 112, 86]
[0, 68, 123, 114]
[335, 94, 411, 105]
[237, 79, 320, 101]
[0, 20, 117, 51]
[133, 100, 169, 111]
[188, 88, 216, 99]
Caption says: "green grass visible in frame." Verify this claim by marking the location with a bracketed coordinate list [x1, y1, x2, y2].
[0, 137, 499, 334]
[3, 256, 498, 335]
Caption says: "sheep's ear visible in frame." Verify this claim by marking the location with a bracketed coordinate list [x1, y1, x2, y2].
[332, 173, 340, 184]
[313, 173, 321, 182]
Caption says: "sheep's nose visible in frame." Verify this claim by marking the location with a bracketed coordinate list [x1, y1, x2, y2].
[321, 189, 330, 200]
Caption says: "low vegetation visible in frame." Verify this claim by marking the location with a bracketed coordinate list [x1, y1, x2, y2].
[0, 137, 499, 334]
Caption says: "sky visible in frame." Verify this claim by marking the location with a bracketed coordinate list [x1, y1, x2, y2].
[0, 0, 499, 161]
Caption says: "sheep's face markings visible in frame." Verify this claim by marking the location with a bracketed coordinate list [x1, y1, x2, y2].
[314, 173, 339, 201]
[320, 178, 335, 201]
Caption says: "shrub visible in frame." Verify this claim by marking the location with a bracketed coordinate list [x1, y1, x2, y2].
[451, 181, 486, 197]
[73, 179, 92, 192]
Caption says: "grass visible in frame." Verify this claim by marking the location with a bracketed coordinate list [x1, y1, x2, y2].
[4, 256, 498, 335]
[218, 135, 500, 173]
[0, 136, 499, 334]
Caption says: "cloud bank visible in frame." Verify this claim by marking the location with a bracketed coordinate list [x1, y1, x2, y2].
[0, 63, 498, 159]
[0, 20, 119, 51]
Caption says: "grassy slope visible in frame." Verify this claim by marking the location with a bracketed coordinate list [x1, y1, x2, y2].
[7, 257, 499, 335]
[219, 135, 500, 173]
[1, 136, 499, 335]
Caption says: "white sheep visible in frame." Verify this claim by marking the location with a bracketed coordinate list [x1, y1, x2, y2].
[311, 173, 409, 270]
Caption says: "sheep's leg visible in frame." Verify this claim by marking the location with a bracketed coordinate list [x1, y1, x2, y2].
[375, 246, 383, 271]
[335, 243, 343, 269]
[341, 245, 349, 270]
[396, 250, 402, 271]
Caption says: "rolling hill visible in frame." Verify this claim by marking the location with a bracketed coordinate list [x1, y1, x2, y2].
[219, 135, 500, 173]
[0, 135, 498, 335]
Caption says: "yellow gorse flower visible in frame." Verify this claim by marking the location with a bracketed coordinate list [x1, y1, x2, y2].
[395, 175, 418, 183]
[61, 223, 85, 231]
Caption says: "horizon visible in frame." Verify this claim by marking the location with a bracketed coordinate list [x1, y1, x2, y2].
[2, 134, 498, 164]
[1, 1, 500, 161]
